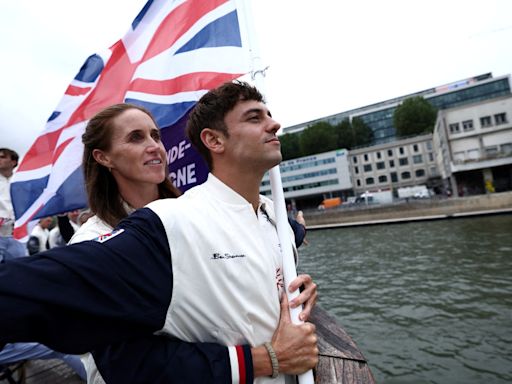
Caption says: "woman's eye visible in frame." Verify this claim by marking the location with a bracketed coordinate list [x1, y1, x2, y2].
[129, 133, 143, 141]
[151, 131, 161, 141]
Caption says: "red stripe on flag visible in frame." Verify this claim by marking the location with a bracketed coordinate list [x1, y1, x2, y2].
[129, 72, 242, 95]
[17, 130, 62, 171]
[143, 0, 229, 62]
[65, 84, 92, 96]
[13, 223, 28, 240]
[235, 345, 246, 384]
[66, 40, 138, 128]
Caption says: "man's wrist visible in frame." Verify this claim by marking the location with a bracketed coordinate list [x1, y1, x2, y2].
[251, 345, 273, 377]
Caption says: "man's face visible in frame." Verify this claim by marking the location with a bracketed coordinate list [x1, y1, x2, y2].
[0, 151, 16, 173]
[221, 100, 282, 172]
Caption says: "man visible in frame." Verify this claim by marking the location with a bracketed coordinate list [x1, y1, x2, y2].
[29, 216, 53, 253]
[0, 82, 318, 383]
[0, 148, 25, 261]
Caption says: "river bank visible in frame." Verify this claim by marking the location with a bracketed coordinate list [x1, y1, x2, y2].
[303, 191, 512, 229]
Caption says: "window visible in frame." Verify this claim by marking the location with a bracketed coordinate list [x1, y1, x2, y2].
[467, 149, 480, 160]
[494, 113, 507, 125]
[415, 169, 426, 177]
[376, 161, 385, 170]
[399, 147, 404, 155]
[352, 156, 358, 163]
[387, 149, 393, 157]
[363, 164, 372, 172]
[365, 177, 375, 185]
[449, 123, 460, 133]
[390, 172, 398, 182]
[485, 146, 498, 156]
[378, 175, 388, 183]
[399, 158, 409, 166]
[413, 155, 423, 164]
[480, 116, 492, 128]
[389, 159, 395, 168]
[364, 154, 369, 161]
[462, 120, 474, 132]
[401, 171, 411, 179]
[413, 144, 419, 152]
[356, 179, 361, 187]
[501, 143, 512, 155]
[376, 151, 382, 159]
[428, 152, 434, 162]
[354, 166, 359, 174]
[426, 141, 433, 150]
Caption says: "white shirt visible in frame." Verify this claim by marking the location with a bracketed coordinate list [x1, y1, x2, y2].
[0, 174, 14, 236]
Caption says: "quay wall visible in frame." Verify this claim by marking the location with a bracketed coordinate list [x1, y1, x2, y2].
[303, 191, 512, 227]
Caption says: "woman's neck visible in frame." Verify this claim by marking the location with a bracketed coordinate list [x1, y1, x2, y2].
[119, 183, 160, 209]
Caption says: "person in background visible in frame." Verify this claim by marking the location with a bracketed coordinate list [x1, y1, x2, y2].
[0, 93, 317, 383]
[0, 148, 86, 380]
[28, 216, 53, 253]
[48, 210, 81, 248]
[0, 148, 25, 262]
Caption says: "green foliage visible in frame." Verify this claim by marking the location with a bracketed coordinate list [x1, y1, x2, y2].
[336, 119, 354, 149]
[299, 121, 338, 157]
[278, 118, 374, 161]
[393, 96, 437, 137]
[335, 118, 374, 149]
[279, 133, 301, 161]
[351, 117, 374, 147]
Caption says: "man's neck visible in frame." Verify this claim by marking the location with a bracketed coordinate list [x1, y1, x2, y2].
[212, 169, 264, 212]
[0, 169, 13, 178]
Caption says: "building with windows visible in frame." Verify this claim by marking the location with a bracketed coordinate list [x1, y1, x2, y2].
[282, 73, 511, 145]
[260, 149, 352, 209]
[433, 95, 512, 196]
[348, 134, 438, 196]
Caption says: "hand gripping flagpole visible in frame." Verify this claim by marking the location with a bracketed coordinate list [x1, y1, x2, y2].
[237, 1, 314, 383]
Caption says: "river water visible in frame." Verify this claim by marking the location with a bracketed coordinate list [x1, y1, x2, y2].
[297, 214, 512, 384]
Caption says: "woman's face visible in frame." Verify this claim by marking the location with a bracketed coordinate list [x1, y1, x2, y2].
[99, 108, 167, 190]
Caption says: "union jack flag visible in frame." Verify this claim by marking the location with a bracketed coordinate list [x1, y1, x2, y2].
[11, 0, 251, 240]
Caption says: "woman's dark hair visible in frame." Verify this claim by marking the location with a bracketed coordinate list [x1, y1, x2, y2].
[82, 103, 180, 228]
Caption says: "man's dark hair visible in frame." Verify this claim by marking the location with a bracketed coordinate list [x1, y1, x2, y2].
[0, 148, 19, 168]
[186, 81, 264, 169]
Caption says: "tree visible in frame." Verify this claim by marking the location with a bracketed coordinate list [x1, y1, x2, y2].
[336, 119, 354, 149]
[351, 117, 374, 147]
[393, 96, 437, 138]
[335, 117, 373, 150]
[279, 133, 301, 161]
[299, 121, 338, 156]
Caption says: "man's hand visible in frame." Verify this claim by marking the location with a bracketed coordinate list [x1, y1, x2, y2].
[272, 294, 318, 375]
[251, 294, 318, 377]
[288, 274, 317, 321]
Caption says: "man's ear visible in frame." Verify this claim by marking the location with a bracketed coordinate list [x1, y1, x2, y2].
[200, 128, 225, 154]
[92, 149, 113, 168]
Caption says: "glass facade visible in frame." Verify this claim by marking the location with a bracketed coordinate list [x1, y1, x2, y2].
[284, 75, 511, 147]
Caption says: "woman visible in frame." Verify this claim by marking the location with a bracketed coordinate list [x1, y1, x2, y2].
[71, 103, 317, 383]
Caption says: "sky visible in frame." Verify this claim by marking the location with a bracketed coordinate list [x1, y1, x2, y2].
[1, 0, 512, 160]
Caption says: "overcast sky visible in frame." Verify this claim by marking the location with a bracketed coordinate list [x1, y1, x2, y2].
[1, 0, 512, 160]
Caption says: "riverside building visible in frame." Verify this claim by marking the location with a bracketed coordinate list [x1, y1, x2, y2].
[433, 95, 512, 196]
[348, 134, 438, 196]
[282, 73, 511, 145]
[260, 149, 352, 209]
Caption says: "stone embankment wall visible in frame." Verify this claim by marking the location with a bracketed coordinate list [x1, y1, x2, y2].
[304, 191, 512, 227]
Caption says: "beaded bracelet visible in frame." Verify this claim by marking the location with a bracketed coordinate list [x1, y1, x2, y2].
[263, 342, 279, 378]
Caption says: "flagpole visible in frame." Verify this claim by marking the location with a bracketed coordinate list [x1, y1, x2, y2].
[236, 1, 314, 383]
